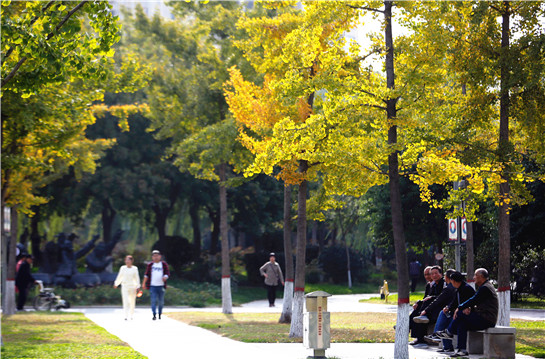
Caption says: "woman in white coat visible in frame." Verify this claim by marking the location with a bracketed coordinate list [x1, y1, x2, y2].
[114, 255, 140, 320]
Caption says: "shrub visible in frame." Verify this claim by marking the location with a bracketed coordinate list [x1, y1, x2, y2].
[52, 280, 222, 307]
[318, 245, 365, 284]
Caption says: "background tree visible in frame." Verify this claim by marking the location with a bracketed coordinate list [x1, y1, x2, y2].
[406, 1, 545, 326]
[1, 0, 146, 315]
[128, 2, 261, 314]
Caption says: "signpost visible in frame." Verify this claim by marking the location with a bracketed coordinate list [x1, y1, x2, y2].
[449, 181, 467, 272]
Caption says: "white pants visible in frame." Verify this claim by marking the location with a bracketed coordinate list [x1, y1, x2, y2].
[121, 286, 137, 319]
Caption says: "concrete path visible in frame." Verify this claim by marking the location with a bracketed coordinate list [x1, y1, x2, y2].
[73, 294, 542, 359]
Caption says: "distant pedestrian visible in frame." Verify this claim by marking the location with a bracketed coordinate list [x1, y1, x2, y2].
[259, 252, 284, 307]
[142, 250, 170, 320]
[409, 259, 422, 293]
[15, 254, 37, 311]
[114, 255, 140, 320]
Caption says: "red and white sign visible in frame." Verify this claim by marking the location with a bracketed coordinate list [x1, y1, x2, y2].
[448, 219, 457, 241]
[317, 296, 323, 348]
[461, 217, 467, 241]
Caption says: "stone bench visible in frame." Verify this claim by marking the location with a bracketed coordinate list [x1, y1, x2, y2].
[467, 326, 516, 359]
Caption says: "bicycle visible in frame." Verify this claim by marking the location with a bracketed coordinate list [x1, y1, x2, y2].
[33, 280, 71, 311]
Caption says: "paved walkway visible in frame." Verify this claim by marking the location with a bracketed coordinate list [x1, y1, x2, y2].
[73, 294, 542, 359]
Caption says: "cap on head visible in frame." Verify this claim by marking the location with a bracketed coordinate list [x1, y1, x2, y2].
[269, 252, 276, 257]
[152, 250, 161, 255]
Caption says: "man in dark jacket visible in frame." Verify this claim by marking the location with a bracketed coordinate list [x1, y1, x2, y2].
[427, 271, 476, 353]
[438, 268, 498, 357]
[417, 269, 457, 323]
[15, 254, 37, 311]
[409, 265, 445, 347]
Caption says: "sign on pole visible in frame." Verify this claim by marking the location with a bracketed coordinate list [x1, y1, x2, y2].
[461, 217, 467, 241]
[448, 219, 457, 241]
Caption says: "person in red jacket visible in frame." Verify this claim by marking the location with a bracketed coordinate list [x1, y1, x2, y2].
[142, 250, 170, 320]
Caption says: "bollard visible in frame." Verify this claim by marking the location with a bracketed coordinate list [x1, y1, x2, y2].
[303, 291, 332, 359]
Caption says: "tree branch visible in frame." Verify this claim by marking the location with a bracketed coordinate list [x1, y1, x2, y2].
[2, 1, 88, 88]
[47, 1, 88, 41]
[346, 4, 385, 14]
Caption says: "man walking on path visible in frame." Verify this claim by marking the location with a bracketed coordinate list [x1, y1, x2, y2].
[142, 250, 170, 320]
[409, 259, 422, 293]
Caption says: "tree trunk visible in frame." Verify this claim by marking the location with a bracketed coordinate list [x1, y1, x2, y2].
[466, 221, 475, 288]
[219, 163, 232, 314]
[189, 199, 202, 257]
[30, 207, 42, 266]
[311, 221, 317, 246]
[101, 199, 116, 243]
[497, 1, 511, 326]
[345, 236, 352, 288]
[289, 161, 308, 338]
[279, 184, 294, 324]
[4, 206, 18, 315]
[384, 2, 410, 358]
[208, 207, 220, 255]
[153, 205, 168, 253]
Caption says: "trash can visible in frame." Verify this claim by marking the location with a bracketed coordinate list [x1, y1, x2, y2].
[303, 291, 332, 359]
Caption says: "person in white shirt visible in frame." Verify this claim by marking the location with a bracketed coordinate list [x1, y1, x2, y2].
[114, 255, 140, 320]
[142, 250, 170, 320]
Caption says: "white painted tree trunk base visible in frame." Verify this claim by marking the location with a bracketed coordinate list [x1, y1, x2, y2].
[221, 277, 232, 314]
[394, 303, 410, 359]
[279, 281, 293, 323]
[498, 290, 510, 326]
[289, 290, 304, 338]
[4, 280, 16, 315]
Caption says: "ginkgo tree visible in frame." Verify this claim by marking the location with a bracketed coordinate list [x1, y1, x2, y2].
[229, 3, 459, 354]
[403, 1, 545, 326]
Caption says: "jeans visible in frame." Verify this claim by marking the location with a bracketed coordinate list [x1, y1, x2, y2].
[448, 310, 494, 350]
[150, 286, 165, 316]
[434, 311, 453, 350]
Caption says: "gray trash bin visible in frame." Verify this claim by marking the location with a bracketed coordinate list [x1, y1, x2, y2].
[303, 291, 331, 359]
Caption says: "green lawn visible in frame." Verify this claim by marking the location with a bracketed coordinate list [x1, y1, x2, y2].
[166, 312, 545, 358]
[166, 311, 397, 343]
[1, 312, 145, 359]
[359, 291, 425, 304]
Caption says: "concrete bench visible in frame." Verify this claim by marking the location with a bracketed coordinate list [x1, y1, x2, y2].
[467, 326, 516, 359]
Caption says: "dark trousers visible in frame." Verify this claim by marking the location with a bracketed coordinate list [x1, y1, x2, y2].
[266, 284, 278, 305]
[448, 311, 494, 350]
[410, 300, 433, 339]
[410, 276, 419, 292]
[16, 284, 29, 310]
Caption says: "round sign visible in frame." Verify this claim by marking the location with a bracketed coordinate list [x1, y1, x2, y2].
[435, 253, 444, 261]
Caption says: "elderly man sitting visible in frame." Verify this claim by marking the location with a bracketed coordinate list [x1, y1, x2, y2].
[409, 265, 445, 348]
[437, 268, 498, 357]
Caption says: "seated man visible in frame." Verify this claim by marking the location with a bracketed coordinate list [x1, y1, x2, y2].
[416, 269, 457, 323]
[426, 271, 476, 353]
[438, 268, 498, 357]
[409, 265, 445, 347]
